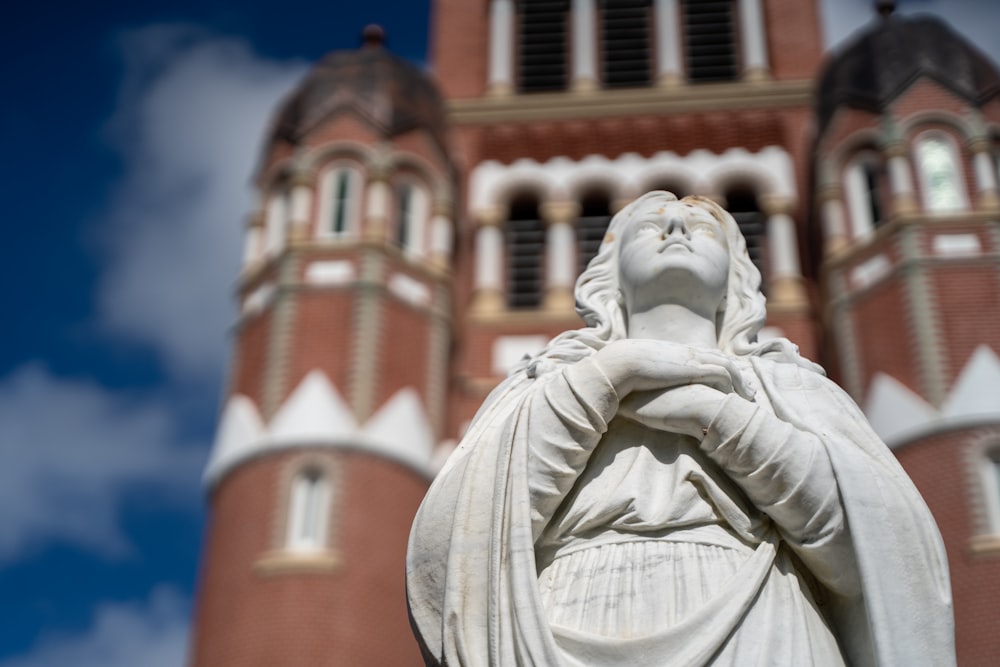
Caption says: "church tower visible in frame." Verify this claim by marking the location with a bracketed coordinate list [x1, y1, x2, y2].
[188, 27, 452, 665]
[189, 1, 1000, 663]
[811, 6, 1000, 663]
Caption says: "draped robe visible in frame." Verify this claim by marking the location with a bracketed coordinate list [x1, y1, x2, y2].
[406, 352, 954, 666]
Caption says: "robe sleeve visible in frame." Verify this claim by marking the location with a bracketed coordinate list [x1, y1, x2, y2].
[701, 394, 861, 597]
[526, 357, 620, 540]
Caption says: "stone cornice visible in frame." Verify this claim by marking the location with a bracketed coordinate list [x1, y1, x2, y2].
[447, 80, 814, 125]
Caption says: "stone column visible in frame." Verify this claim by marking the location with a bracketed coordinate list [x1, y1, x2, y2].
[883, 141, 918, 215]
[738, 0, 770, 81]
[429, 199, 454, 270]
[653, 0, 683, 86]
[540, 201, 580, 312]
[472, 207, 506, 314]
[969, 136, 1000, 210]
[761, 195, 807, 308]
[818, 184, 850, 258]
[288, 170, 314, 244]
[242, 211, 266, 266]
[488, 0, 515, 95]
[571, 0, 599, 91]
[364, 168, 391, 243]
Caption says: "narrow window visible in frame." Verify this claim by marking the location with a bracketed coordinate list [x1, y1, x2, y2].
[318, 166, 358, 238]
[601, 0, 652, 88]
[726, 187, 766, 287]
[396, 184, 413, 249]
[519, 0, 569, 92]
[577, 192, 612, 271]
[844, 151, 884, 239]
[916, 133, 966, 213]
[863, 160, 883, 228]
[507, 196, 546, 309]
[286, 469, 330, 552]
[331, 170, 352, 234]
[395, 182, 428, 255]
[682, 0, 738, 82]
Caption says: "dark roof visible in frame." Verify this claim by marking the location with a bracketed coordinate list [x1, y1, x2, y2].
[816, 13, 1000, 134]
[267, 42, 448, 156]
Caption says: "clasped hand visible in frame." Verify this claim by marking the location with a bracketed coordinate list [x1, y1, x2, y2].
[592, 339, 755, 439]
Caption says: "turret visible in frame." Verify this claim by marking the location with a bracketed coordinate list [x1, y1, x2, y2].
[189, 28, 453, 665]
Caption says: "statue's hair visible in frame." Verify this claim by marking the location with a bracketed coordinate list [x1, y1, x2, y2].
[520, 191, 805, 377]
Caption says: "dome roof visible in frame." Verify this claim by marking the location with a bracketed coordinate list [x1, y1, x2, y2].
[268, 31, 448, 155]
[816, 13, 1000, 134]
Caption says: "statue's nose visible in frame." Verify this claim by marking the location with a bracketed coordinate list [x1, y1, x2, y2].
[661, 216, 690, 239]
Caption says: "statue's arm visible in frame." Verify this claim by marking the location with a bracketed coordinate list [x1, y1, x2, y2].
[701, 394, 861, 597]
[525, 357, 620, 541]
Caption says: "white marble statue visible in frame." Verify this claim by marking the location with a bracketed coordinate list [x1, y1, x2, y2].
[407, 192, 955, 666]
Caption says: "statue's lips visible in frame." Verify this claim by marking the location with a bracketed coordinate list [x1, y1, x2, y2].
[657, 239, 693, 252]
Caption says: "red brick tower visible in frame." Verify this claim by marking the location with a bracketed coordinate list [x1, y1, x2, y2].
[188, 27, 453, 665]
[812, 7, 1000, 664]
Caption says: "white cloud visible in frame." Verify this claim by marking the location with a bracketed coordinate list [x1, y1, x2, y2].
[0, 365, 203, 564]
[97, 25, 307, 383]
[0, 587, 188, 667]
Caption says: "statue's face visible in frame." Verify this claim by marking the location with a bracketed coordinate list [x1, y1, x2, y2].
[617, 198, 730, 314]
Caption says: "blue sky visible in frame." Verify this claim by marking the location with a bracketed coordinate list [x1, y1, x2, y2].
[1, 0, 997, 664]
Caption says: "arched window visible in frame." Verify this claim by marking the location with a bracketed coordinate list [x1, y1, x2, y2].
[265, 184, 290, 256]
[601, 0, 652, 88]
[317, 165, 360, 238]
[681, 0, 738, 82]
[507, 195, 546, 309]
[725, 187, 766, 286]
[395, 181, 429, 256]
[518, 0, 569, 92]
[577, 191, 612, 272]
[286, 468, 331, 552]
[915, 132, 968, 213]
[844, 151, 885, 239]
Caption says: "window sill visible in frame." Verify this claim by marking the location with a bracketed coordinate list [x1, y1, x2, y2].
[253, 549, 343, 576]
[969, 534, 1000, 556]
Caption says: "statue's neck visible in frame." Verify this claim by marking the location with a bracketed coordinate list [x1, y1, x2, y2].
[626, 304, 717, 348]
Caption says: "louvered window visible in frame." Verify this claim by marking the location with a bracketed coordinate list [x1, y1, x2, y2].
[507, 198, 546, 309]
[577, 194, 612, 271]
[726, 188, 766, 287]
[519, 0, 569, 93]
[601, 0, 651, 88]
[682, 0, 738, 82]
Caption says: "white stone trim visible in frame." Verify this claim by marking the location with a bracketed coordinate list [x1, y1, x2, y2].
[467, 147, 796, 214]
[305, 260, 356, 286]
[862, 346, 1000, 448]
[204, 371, 439, 487]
